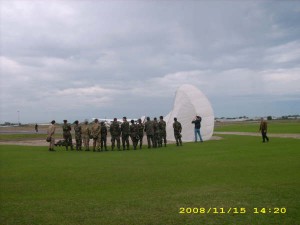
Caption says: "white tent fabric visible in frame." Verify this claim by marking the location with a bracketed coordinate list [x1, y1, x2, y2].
[165, 84, 214, 142]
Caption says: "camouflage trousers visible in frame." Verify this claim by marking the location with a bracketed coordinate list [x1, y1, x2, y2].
[111, 135, 120, 150]
[122, 134, 130, 150]
[82, 135, 90, 150]
[174, 132, 182, 146]
[92, 136, 101, 151]
[63, 134, 73, 150]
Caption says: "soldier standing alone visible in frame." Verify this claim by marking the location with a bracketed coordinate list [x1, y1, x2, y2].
[62, 120, 73, 150]
[173, 117, 182, 146]
[259, 117, 269, 143]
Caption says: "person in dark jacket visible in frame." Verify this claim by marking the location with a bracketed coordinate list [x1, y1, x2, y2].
[192, 116, 203, 142]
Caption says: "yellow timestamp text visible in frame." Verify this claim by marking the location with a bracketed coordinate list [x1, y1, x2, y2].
[179, 207, 287, 214]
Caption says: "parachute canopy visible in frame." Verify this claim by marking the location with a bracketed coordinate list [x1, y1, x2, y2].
[165, 84, 214, 142]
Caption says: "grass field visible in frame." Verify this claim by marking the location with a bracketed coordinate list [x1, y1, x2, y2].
[215, 120, 300, 133]
[1, 134, 299, 225]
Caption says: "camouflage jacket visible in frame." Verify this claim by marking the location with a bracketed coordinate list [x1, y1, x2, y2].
[110, 121, 121, 136]
[144, 120, 154, 135]
[173, 121, 182, 134]
[62, 123, 71, 135]
[137, 123, 144, 136]
[74, 124, 82, 139]
[121, 121, 130, 135]
[91, 123, 101, 138]
[130, 124, 138, 137]
[81, 124, 90, 137]
[158, 120, 166, 134]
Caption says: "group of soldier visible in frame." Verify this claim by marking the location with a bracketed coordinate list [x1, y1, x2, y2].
[47, 116, 183, 152]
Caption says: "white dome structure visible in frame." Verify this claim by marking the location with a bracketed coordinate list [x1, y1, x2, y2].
[165, 84, 214, 142]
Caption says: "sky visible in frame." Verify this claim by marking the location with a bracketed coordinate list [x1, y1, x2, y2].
[0, 0, 300, 124]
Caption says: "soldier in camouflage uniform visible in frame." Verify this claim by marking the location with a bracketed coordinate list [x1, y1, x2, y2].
[144, 117, 154, 149]
[153, 117, 159, 148]
[82, 120, 90, 151]
[173, 117, 182, 146]
[91, 119, 101, 152]
[137, 118, 144, 149]
[74, 120, 82, 151]
[110, 118, 121, 151]
[159, 116, 167, 147]
[62, 120, 73, 150]
[121, 117, 130, 150]
[100, 121, 108, 151]
[130, 120, 139, 150]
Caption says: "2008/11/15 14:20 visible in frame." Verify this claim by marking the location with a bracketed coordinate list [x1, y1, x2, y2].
[179, 207, 287, 214]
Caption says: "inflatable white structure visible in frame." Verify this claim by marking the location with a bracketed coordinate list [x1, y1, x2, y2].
[165, 84, 214, 142]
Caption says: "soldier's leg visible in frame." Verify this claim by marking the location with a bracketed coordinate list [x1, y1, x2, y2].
[121, 135, 125, 150]
[69, 135, 74, 150]
[103, 136, 107, 150]
[147, 135, 151, 148]
[116, 136, 121, 150]
[97, 137, 101, 151]
[111, 136, 115, 150]
[50, 137, 55, 151]
[126, 135, 130, 150]
[93, 138, 97, 151]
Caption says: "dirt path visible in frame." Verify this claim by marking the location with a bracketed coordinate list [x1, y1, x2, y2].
[214, 132, 300, 139]
[0, 133, 298, 147]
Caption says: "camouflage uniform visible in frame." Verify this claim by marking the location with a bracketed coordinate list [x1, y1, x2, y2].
[158, 117, 167, 147]
[74, 121, 82, 151]
[121, 117, 130, 150]
[130, 120, 139, 150]
[259, 118, 269, 143]
[47, 120, 56, 151]
[110, 119, 121, 151]
[153, 118, 159, 148]
[91, 119, 101, 151]
[62, 120, 73, 150]
[82, 121, 90, 151]
[144, 117, 154, 148]
[137, 119, 144, 149]
[100, 122, 108, 151]
[173, 118, 182, 146]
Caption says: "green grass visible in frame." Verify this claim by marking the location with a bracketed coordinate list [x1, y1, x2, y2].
[214, 120, 300, 133]
[1, 136, 299, 225]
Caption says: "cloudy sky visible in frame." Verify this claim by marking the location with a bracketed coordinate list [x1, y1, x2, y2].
[1, 0, 300, 123]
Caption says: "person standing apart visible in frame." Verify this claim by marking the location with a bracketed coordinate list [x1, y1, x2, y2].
[192, 116, 203, 142]
[62, 120, 73, 151]
[173, 117, 182, 146]
[82, 120, 90, 151]
[259, 118, 269, 143]
[47, 120, 56, 151]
